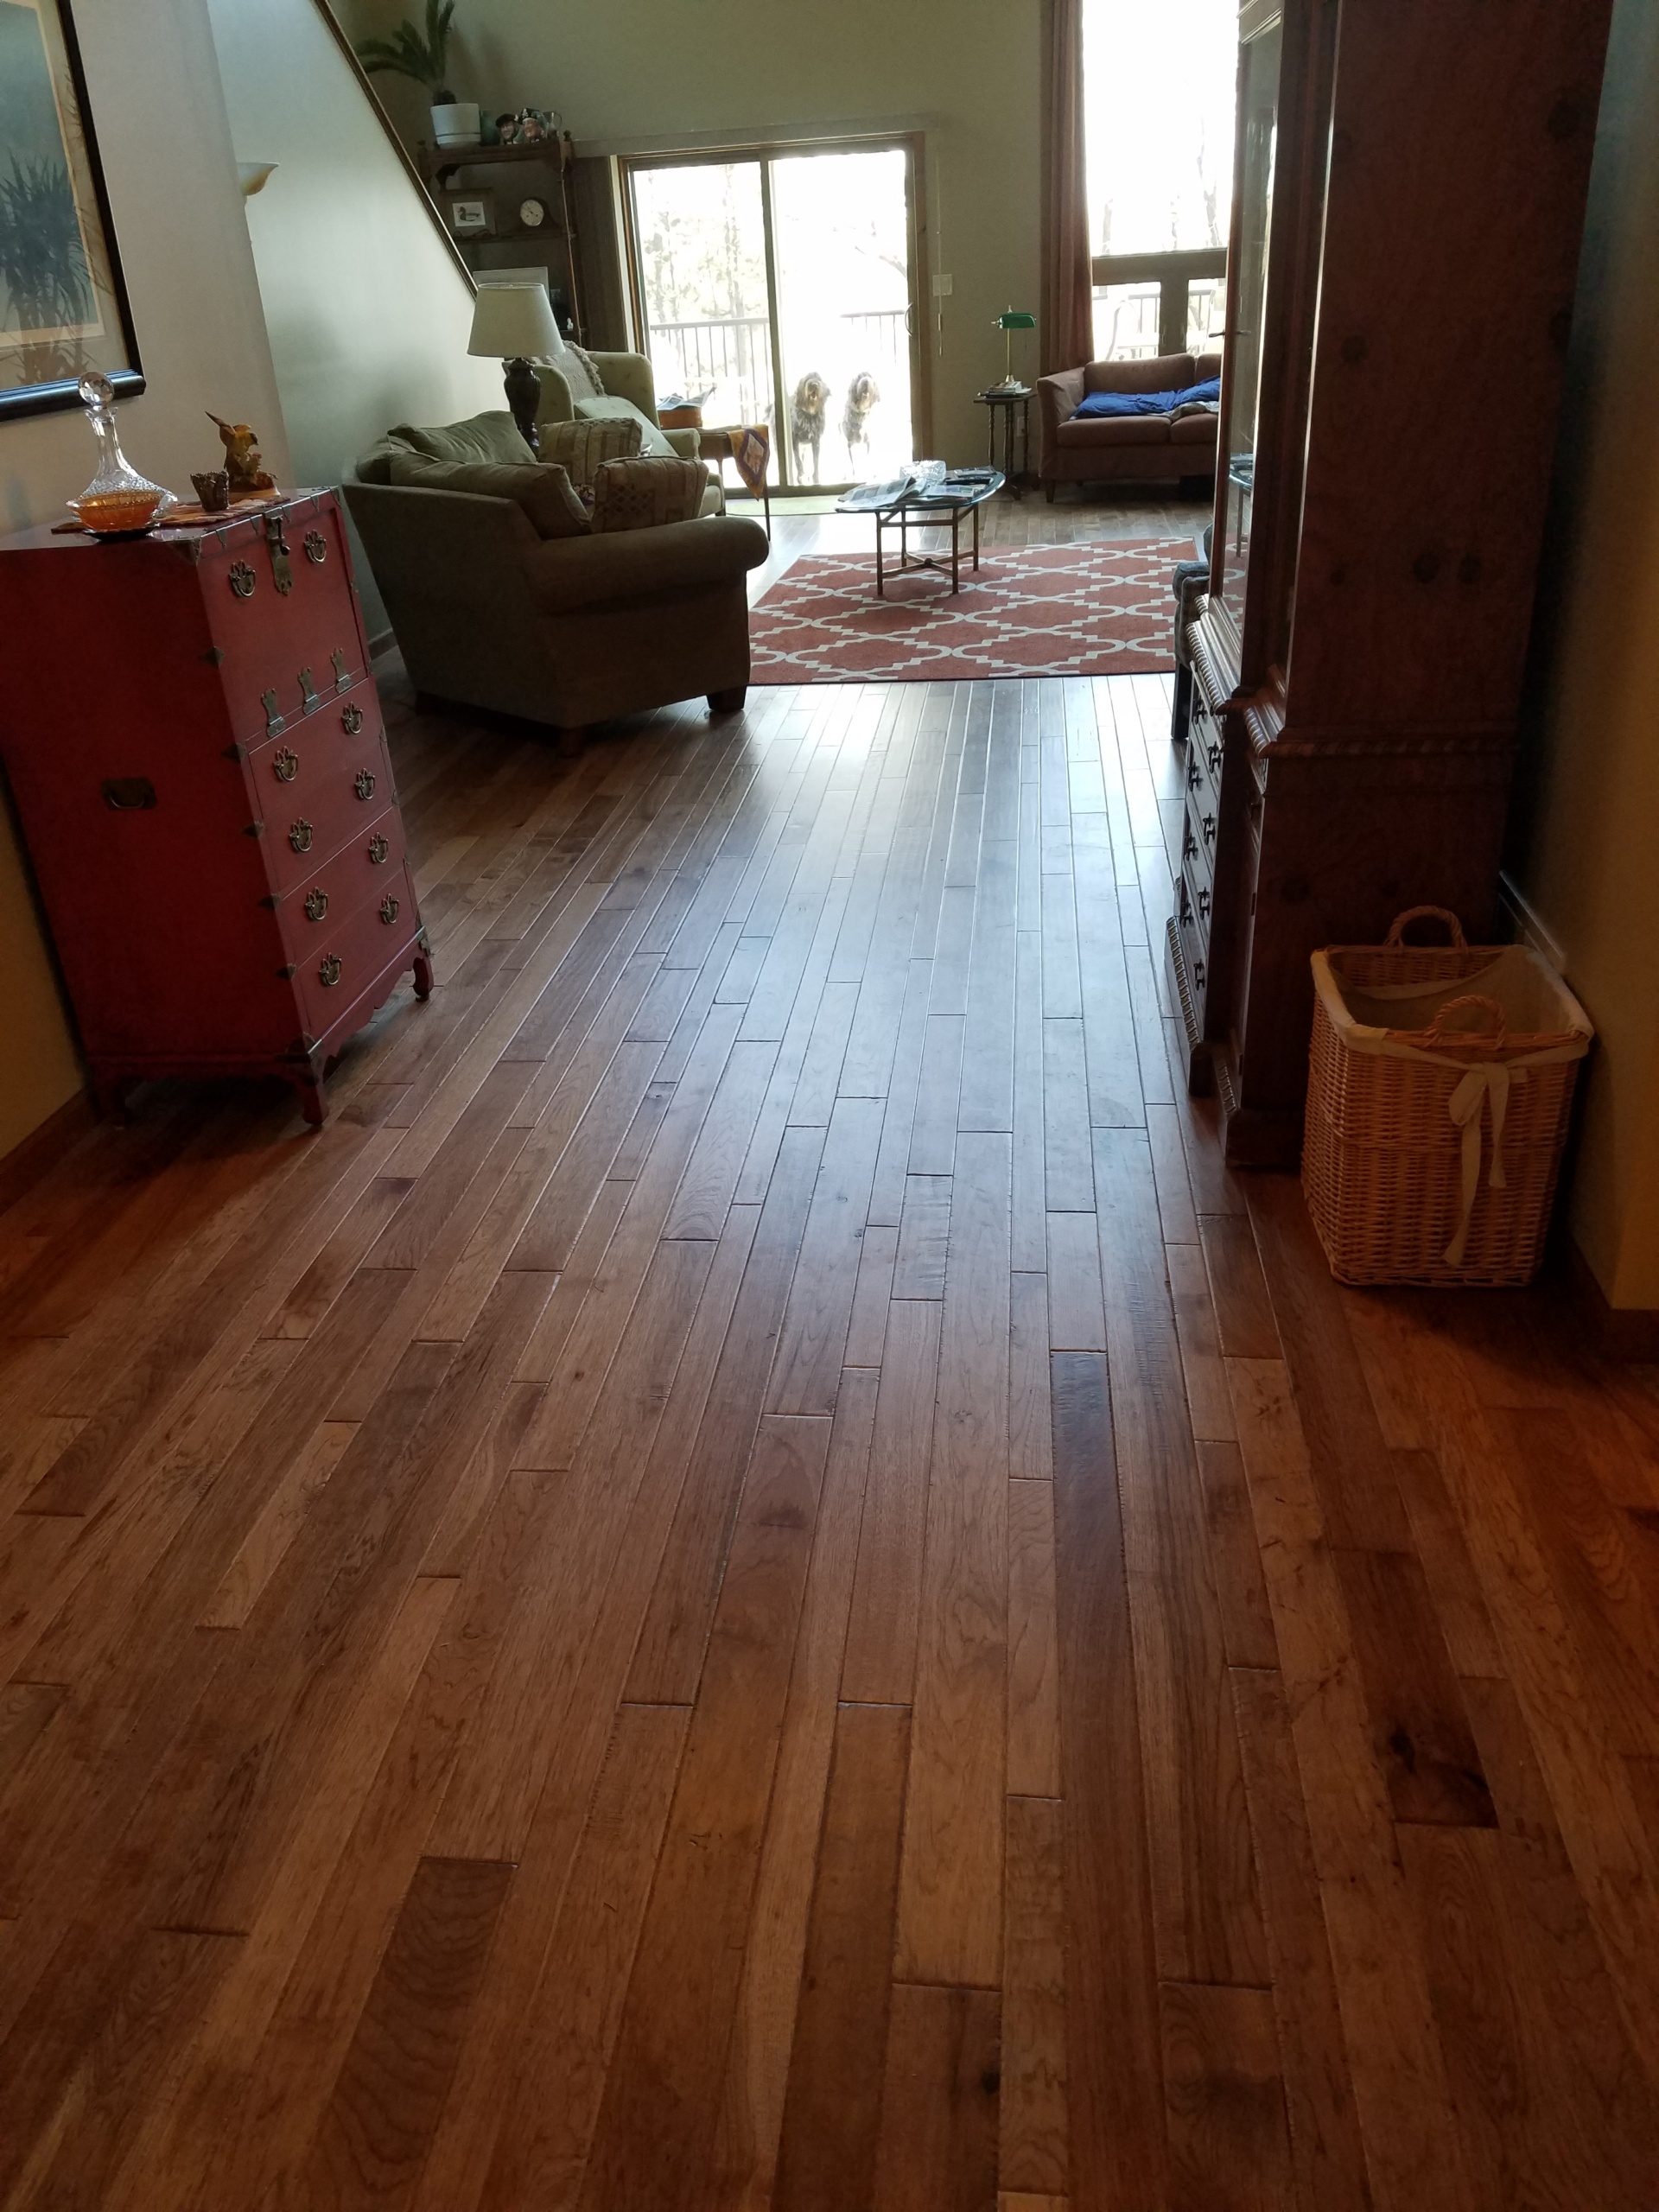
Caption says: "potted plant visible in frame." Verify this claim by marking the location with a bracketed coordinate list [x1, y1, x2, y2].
[356, 0, 479, 149]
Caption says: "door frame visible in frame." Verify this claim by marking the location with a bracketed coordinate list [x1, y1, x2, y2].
[618, 132, 931, 492]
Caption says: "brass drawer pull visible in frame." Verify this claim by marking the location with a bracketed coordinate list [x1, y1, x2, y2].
[228, 561, 256, 598]
[272, 746, 299, 784]
[379, 894, 400, 925]
[331, 648, 350, 692]
[289, 818, 314, 854]
[1187, 760, 1202, 790]
[319, 952, 342, 988]
[304, 887, 327, 922]
[354, 769, 377, 802]
[342, 702, 364, 735]
[1198, 887, 1211, 920]
[1202, 812, 1217, 846]
[298, 667, 319, 714]
[262, 689, 284, 738]
[303, 531, 327, 565]
[367, 832, 390, 864]
[1207, 741, 1222, 774]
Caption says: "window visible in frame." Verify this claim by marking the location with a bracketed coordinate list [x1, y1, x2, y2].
[1083, 0, 1236, 359]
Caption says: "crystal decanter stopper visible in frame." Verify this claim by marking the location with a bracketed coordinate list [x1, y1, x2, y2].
[68, 373, 176, 535]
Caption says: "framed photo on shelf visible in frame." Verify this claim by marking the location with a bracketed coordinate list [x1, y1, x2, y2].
[0, 0, 143, 420]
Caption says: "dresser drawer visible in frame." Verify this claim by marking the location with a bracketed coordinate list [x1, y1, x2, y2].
[1176, 867, 1211, 1013]
[274, 804, 409, 951]
[293, 858, 421, 1043]
[201, 504, 368, 744]
[1182, 786, 1218, 900]
[247, 710, 394, 896]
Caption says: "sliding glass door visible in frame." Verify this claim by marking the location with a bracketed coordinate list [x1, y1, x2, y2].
[626, 143, 922, 491]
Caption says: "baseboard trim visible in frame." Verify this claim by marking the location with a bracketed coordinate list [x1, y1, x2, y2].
[0, 1089, 94, 1219]
[1564, 1236, 1659, 1360]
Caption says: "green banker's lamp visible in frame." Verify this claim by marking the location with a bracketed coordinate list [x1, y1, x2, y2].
[992, 307, 1036, 391]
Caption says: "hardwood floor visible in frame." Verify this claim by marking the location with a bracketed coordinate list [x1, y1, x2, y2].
[2, 647, 1658, 2209]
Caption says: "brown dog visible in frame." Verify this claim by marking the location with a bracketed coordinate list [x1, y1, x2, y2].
[789, 372, 831, 484]
[842, 372, 880, 473]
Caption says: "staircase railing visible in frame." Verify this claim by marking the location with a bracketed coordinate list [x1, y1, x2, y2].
[306, 0, 477, 294]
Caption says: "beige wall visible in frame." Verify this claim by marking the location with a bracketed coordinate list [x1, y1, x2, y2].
[1509, 0, 1659, 1307]
[340, 0, 1044, 467]
[205, 0, 505, 632]
[0, 0, 289, 1164]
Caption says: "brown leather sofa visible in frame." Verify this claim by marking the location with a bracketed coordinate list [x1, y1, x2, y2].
[1037, 349, 1222, 499]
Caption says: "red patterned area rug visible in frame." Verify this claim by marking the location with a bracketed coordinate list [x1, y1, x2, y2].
[749, 536, 1188, 683]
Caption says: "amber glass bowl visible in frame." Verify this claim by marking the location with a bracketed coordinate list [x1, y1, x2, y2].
[68, 487, 168, 535]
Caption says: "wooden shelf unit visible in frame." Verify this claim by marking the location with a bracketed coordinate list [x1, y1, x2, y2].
[1168, 0, 1616, 1166]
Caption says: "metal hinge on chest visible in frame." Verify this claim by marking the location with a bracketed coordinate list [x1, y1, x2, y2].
[264, 512, 293, 595]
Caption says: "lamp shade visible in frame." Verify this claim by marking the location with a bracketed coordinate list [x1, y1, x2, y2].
[996, 309, 1037, 332]
[467, 283, 560, 359]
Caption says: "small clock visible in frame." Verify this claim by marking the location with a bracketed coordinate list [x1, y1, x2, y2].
[518, 197, 547, 229]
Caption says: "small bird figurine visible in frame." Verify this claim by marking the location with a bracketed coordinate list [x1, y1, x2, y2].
[207, 412, 276, 497]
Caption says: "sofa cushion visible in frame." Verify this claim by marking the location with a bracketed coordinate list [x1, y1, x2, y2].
[385, 453, 591, 537]
[543, 335, 605, 402]
[1055, 412, 1173, 449]
[1084, 352, 1197, 397]
[388, 411, 537, 467]
[574, 393, 679, 458]
[1170, 410, 1220, 446]
[537, 414, 645, 489]
[590, 456, 711, 534]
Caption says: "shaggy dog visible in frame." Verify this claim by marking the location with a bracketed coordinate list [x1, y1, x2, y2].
[842, 372, 880, 473]
[790, 372, 832, 483]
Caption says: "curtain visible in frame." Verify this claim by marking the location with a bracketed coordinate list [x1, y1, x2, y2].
[1040, 0, 1095, 374]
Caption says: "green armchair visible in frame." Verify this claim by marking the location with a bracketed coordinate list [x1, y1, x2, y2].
[533, 349, 706, 462]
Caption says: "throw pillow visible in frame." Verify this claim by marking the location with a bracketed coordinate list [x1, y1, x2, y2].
[537, 414, 644, 490]
[589, 456, 710, 534]
[573, 393, 679, 459]
[385, 453, 590, 538]
[388, 411, 537, 467]
[566, 341, 607, 397]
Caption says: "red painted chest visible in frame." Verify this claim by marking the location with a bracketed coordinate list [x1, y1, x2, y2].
[0, 491, 430, 1124]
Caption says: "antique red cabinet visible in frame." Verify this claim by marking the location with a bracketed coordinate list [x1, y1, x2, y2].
[0, 490, 430, 1125]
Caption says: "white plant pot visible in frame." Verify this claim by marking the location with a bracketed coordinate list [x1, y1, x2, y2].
[431, 100, 480, 148]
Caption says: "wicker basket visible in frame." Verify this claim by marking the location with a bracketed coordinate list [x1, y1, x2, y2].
[1303, 907, 1592, 1287]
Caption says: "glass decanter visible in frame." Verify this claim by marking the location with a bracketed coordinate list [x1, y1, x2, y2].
[68, 372, 176, 535]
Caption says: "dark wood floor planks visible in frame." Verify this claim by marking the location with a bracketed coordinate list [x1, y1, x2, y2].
[1, 632, 1656, 2209]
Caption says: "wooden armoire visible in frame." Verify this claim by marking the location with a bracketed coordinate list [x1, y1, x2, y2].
[1168, 0, 1615, 1163]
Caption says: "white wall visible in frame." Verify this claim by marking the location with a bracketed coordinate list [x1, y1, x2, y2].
[339, 0, 1044, 468]
[205, 0, 505, 629]
[0, 0, 289, 1161]
[1508, 0, 1659, 1309]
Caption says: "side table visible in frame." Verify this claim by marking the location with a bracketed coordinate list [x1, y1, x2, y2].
[976, 385, 1032, 498]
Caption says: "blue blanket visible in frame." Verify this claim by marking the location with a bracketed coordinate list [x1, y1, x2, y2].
[1074, 377, 1220, 419]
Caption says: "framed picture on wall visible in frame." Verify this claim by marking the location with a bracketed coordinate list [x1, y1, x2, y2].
[0, 0, 144, 420]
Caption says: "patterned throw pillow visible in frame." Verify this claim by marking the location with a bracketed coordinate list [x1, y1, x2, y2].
[566, 341, 607, 397]
[589, 456, 710, 534]
[536, 414, 644, 491]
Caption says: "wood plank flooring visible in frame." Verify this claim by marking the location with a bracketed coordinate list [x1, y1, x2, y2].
[3, 635, 1659, 2208]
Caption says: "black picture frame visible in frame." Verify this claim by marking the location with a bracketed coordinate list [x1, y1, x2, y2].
[0, 0, 144, 421]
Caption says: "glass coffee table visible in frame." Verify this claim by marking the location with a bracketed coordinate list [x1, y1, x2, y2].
[837, 467, 1004, 596]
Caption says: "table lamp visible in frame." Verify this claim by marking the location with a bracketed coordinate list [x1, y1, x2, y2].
[992, 308, 1036, 391]
[467, 283, 560, 453]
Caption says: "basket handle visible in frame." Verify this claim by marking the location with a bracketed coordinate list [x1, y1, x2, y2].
[1411, 994, 1510, 1049]
[1383, 905, 1468, 949]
